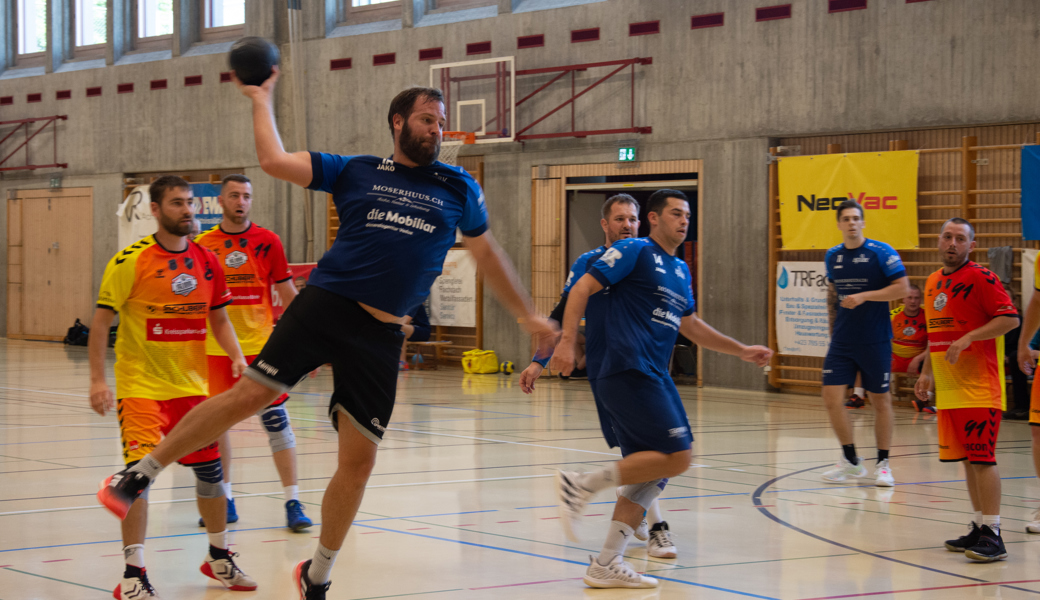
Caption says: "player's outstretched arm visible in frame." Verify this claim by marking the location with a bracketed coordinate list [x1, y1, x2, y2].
[209, 307, 248, 377]
[550, 275, 603, 376]
[234, 67, 312, 188]
[841, 276, 911, 309]
[88, 307, 117, 416]
[463, 231, 558, 355]
[1019, 290, 1040, 375]
[678, 314, 772, 367]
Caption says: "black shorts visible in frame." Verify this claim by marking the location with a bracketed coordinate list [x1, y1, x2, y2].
[244, 285, 404, 445]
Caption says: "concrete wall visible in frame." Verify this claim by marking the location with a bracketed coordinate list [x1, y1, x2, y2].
[0, 0, 1038, 388]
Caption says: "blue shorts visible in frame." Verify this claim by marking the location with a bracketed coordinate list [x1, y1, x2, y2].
[589, 370, 693, 456]
[822, 340, 892, 394]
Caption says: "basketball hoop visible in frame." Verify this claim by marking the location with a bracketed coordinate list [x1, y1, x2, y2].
[440, 131, 476, 166]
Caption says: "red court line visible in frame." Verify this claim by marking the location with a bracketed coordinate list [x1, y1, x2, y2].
[497, 521, 519, 524]
[470, 577, 584, 590]
[0, 565, 11, 568]
[262, 539, 287, 543]
[584, 514, 604, 517]
[42, 559, 70, 563]
[800, 578, 1040, 599]
[155, 549, 182, 553]
[540, 517, 559, 520]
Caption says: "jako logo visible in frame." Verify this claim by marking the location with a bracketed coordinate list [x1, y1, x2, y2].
[797, 192, 898, 212]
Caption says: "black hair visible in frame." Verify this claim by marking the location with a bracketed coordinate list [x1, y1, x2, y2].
[387, 87, 445, 138]
[221, 174, 251, 192]
[149, 175, 191, 205]
[646, 189, 689, 215]
[941, 217, 975, 241]
[835, 199, 864, 222]
[601, 193, 639, 219]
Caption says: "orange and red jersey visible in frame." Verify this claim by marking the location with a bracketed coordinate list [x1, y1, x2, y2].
[922, 262, 1018, 410]
[97, 236, 231, 401]
[890, 305, 928, 359]
[194, 223, 292, 356]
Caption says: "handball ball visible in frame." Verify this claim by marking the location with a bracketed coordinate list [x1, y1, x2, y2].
[228, 36, 280, 87]
[500, 361, 514, 375]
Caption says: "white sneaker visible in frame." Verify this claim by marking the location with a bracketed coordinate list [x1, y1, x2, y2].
[634, 519, 650, 542]
[647, 521, 677, 558]
[115, 570, 161, 599]
[821, 455, 868, 483]
[874, 459, 895, 487]
[200, 551, 258, 591]
[556, 470, 592, 542]
[1026, 508, 1040, 533]
[584, 554, 658, 589]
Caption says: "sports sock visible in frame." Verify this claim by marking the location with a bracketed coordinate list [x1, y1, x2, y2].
[854, 387, 865, 398]
[123, 564, 144, 579]
[597, 521, 634, 566]
[842, 444, 859, 465]
[208, 530, 227, 551]
[646, 499, 663, 525]
[877, 449, 889, 463]
[223, 482, 233, 500]
[578, 463, 621, 493]
[974, 511, 983, 526]
[285, 485, 299, 503]
[129, 454, 164, 480]
[309, 543, 338, 585]
[123, 544, 145, 569]
[983, 515, 1001, 533]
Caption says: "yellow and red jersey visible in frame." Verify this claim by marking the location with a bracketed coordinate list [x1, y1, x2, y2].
[923, 262, 1018, 410]
[194, 223, 292, 356]
[98, 236, 231, 401]
[890, 305, 927, 359]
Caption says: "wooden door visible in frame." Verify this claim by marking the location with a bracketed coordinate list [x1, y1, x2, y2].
[7, 188, 94, 340]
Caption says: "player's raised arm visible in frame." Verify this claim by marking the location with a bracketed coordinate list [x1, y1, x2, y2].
[234, 67, 312, 188]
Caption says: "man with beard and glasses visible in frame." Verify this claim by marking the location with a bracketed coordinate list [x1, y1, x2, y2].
[96, 72, 556, 600]
[916, 218, 1018, 562]
[194, 174, 312, 532]
[89, 176, 258, 598]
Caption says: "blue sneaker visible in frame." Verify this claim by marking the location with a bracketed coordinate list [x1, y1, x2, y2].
[198, 497, 239, 527]
[286, 499, 312, 532]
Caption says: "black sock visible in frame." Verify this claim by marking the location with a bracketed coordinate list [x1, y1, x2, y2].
[842, 444, 858, 465]
[123, 564, 143, 579]
[877, 449, 889, 463]
[209, 545, 230, 560]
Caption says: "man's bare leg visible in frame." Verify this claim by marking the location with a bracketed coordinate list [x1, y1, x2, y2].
[122, 499, 147, 547]
[616, 450, 692, 485]
[273, 446, 298, 489]
[822, 385, 855, 444]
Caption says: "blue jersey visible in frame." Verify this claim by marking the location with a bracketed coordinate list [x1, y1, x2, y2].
[825, 238, 906, 345]
[305, 153, 488, 316]
[533, 246, 607, 368]
[585, 238, 696, 380]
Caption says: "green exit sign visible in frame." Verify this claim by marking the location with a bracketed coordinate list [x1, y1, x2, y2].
[618, 147, 636, 162]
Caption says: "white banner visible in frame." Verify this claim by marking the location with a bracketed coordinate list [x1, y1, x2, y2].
[1024, 249, 1038, 309]
[776, 261, 830, 357]
[429, 248, 477, 327]
[116, 185, 156, 250]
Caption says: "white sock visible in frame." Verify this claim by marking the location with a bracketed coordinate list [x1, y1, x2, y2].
[285, 485, 299, 503]
[207, 530, 227, 551]
[578, 463, 621, 494]
[974, 510, 983, 526]
[309, 543, 338, 585]
[129, 454, 164, 480]
[646, 499, 663, 525]
[597, 521, 634, 566]
[123, 544, 145, 568]
[224, 482, 233, 501]
[983, 514, 1000, 533]
[854, 387, 865, 398]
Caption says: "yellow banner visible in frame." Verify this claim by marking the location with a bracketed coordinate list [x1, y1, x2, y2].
[778, 150, 919, 249]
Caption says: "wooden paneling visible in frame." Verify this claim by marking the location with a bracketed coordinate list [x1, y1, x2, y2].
[7, 195, 22, 337]
[771, 124, 1040, 393]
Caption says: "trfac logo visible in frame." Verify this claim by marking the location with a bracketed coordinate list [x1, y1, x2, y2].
[171, 273, 197, 297]
[933, 292, 948, 312]
[225, 250, 247, 269]
[601, 247, 622, 268]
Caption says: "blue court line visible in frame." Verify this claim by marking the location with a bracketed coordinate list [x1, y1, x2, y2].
[752, 463, 1040, 596]
[411, 403, 539, 417]
[353, 523, 781, 600]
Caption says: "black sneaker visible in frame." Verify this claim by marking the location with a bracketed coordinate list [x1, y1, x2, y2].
[98, 469, 151, 520]
[944, 522, 981, 552]
[293, 559, 331, 600]
[845, 394, 865, 409]
[965, 525, 1007, 562]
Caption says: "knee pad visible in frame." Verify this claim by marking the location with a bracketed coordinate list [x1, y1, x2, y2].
[620, 479, 665, 510]
[125, 460, 153, 501]
[191, 459, 225, 498]
[258, 404, 296, 453]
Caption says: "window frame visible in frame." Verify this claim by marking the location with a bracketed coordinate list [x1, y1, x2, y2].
[71, 0, 108, 59]
[132, 0, 174, 52]
[14, 0, 48, 67]
[339, 0, 403, 26]
[200, 0, 245, 44]
[425, 0, 496, 13]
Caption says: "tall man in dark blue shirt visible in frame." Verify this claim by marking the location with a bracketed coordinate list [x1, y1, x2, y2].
[551, 190, 771, 589]
[97, 69, 555, 600]
[821, 200, 910, 486]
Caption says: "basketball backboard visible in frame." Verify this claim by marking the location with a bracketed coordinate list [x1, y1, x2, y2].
[430, 56, 515, 145]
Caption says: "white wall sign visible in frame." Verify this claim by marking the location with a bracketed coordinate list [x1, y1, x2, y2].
[116, 185, 156, 250]
[776, 261, 830, 357]
[429, 248, 477, 327]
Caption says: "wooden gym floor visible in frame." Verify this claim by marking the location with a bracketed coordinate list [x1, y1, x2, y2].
[2, 338, 1040, 599]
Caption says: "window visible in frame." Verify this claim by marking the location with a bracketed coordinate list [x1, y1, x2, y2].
[339, 0, 401, 25]
[16, 0, 47, 66]
[201, 0, 245, 42]
[427, 0, 496, 12]
[75, 0, 108, 59]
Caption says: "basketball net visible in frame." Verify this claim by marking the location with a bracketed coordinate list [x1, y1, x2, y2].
[440, 131, 476, 166]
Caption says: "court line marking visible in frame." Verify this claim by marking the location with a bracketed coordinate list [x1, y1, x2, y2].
[386, 427, 623, 456]
[2, 566, 110, 593]
[350, 589, 463, 599]
[411, 403, 539, 417]
[752, 463, 1040, 596]
[799, 578, 1040, 600]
